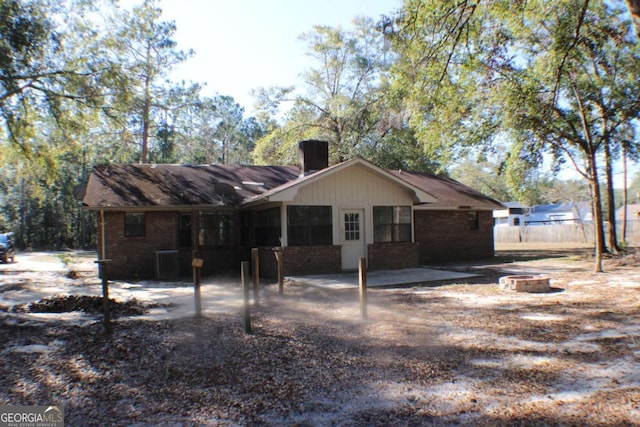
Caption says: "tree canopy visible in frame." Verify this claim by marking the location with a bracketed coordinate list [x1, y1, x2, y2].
[252, 17, 437, 171]
[382, 0, 640, 270]
[0, 0, 263, 248]
[0, 0, 638, 265]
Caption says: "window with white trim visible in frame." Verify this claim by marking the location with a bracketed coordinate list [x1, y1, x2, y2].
[373, 206, 411, 242]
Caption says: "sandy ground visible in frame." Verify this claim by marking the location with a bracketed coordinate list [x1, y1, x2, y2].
[1, 246, 639, 426]
[0, 251, 245, 322]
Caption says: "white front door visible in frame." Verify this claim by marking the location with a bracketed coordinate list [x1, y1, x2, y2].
[341, 209, 365, 270]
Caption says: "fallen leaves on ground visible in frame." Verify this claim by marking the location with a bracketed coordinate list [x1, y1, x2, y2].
[1, 249, 639, 426]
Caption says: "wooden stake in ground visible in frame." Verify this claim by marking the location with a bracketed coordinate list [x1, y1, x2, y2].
[95, 259, 113, 334]
[241, 261, 252, 334]
[275, 249, 284, 295]
[192, 251, 203, 318]
[359, 257, 368, 320]
[252, 248, 259, 306]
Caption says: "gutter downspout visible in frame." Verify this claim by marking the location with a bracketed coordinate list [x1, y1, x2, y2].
[100, 209, 106, 260]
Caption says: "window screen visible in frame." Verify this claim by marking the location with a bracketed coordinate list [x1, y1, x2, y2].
[124, 213, 145, 237]
[256, 207, 281, 246]
[287, 206, 332, 246]
[373, 206, 411, 242]
[468, 211, 479, 230]
[199, 212, 235, 246]
[179, 214, 192, 247]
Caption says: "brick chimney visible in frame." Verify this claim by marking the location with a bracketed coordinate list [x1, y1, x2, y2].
[298, 140, 329, 176]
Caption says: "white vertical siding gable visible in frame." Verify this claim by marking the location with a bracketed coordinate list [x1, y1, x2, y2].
[291, 163, 415, 206]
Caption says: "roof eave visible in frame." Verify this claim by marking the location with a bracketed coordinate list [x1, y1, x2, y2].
[414, 204, 503, 211]
[242, 158, 439, 206]
[83, 203, 237, 212]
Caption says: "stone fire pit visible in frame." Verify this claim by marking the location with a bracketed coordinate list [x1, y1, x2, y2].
[499, 274, 551, 293]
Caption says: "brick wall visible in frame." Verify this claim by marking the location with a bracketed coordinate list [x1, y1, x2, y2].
[191, 247, 249, 277]
[97, 209, 492, 279]
[98, 211, 178, 280]
[414, 210, 494, 263]
[281, 245, 342, 275]
[368, 242, 419, 270]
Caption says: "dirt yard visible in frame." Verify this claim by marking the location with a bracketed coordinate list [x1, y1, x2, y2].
[1, 245, 639, 426]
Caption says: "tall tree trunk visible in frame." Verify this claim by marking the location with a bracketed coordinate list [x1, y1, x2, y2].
[221, 137, 227, 164]
[572, 83, 604, 271]
[603, 138, 620, 253]
[80, 148, 88, 248]
[140, 40, 153, 164]
[589, 152, 605, 273]
[622, 146, 628, 244]
[19, 177, 26, 248]
[141, 98, 150, 163]
[55, 198, 61, 250]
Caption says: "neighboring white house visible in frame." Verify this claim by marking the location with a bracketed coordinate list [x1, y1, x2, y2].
[494, 202, 526, 227]
[525, 202, 592, 225]
[616, 204, 640, 221]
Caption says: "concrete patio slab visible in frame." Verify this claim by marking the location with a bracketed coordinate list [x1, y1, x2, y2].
[287, 267, 478, 290]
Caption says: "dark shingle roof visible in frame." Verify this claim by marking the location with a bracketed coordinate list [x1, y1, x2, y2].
[388, 170, 503, 210]
[82, 164, 298, 208]
[82, 161, 503, 211]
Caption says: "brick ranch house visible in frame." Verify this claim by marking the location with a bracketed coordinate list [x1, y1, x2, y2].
[81, 140, 503, 280]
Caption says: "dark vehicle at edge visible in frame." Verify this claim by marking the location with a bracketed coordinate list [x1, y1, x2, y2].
[0, 233, 15, 263]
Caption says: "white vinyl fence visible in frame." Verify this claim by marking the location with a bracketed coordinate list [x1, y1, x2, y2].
[494, 221, 640, 245]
